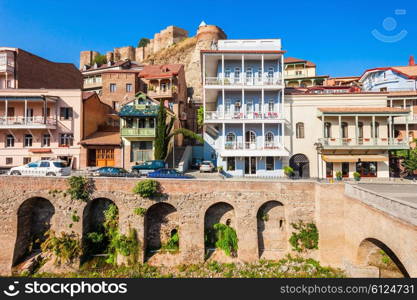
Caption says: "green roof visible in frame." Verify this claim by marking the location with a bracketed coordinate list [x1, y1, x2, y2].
[119, 104, 159, 117]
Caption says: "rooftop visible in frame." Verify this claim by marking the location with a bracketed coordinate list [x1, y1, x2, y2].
[139, 64, 183, 79]
[217, 39, 282, 51]
[318, 107, 410, 114]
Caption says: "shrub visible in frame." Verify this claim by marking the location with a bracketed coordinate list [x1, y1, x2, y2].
[67, 176, 91, 202]
[289, 221, 319, 253]
[209, 223, 238, 257]
[353, 172, 361, 181]
[161, 230, 179, 252]
[133, 179, 160, 198]
[134, 207, 147, 217]
[335, 171, 343, 180]
[41, 231, 81, 265]
[284, 166, 294, 177]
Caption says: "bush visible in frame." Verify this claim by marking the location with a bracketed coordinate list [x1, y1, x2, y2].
[133, 179, 160, 198]
[134, 207, 147, 217]
[353, 172, 361, 181]
[67, 176, 91, 202]
[161, 230, 179, 252]
[289, 221, 319, 253]
[284, 166, 294, 177]
[207, 223, 238, 257]
[335, 171, 342, 180]
[41, 231, 81, 265]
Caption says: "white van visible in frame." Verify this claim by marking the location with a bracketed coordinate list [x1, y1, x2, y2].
[9, 160, 71, 176]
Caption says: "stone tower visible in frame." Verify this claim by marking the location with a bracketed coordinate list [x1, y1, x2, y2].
[79, 50, 99, 68]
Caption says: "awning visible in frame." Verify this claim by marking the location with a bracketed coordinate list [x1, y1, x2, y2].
[322, 155, 388, 163]
[29, 148, 52, 153]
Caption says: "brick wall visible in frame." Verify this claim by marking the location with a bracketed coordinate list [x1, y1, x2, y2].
[100, 72, 140, 107]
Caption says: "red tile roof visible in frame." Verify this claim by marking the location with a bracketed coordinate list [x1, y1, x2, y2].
[139, 64, 183, 79]
[81, 131, 121, 146]
[284, 57, 316, 67]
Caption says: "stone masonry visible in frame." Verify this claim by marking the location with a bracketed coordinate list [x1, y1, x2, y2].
[0, 177, 416, 277]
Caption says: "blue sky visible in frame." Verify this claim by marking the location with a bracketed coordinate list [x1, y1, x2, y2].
[0, 0, 416, 77]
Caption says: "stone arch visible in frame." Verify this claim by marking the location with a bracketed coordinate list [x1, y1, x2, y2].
[82, 198, 118, 260]
[144, 202, 179, 258]
[257, 201, 286, 259]
[289, 153, 310, 178]
[13, 197, 55, 266]
[357, 238, 410, 278]
[204, 202, 237, 259]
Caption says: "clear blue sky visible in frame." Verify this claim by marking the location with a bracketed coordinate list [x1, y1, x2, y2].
[0, 0, 416, 77]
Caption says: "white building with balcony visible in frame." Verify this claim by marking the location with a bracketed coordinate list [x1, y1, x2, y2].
[201, 39, 288, 176]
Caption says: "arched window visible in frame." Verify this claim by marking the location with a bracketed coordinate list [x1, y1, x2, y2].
[324, 122, 331, 138]
[296, 122, 304, 139]
[265, 132, 274, 147]
[341, 122, 348, 138]
[371, 122, 380, 138]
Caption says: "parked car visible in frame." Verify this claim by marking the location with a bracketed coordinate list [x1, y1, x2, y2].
[199, 161, 215, 173]
[131, 160, 166, 176]
[9, 160, 71, 176]
[147, 168, 193, 179]
[92, 167, 134, 177]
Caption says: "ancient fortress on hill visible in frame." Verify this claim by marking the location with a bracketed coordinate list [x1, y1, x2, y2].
[79, 23, 227, 100]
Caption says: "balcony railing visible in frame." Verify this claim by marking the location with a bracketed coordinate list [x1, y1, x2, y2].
[205, 111, 283, 121]
[147, 89, 173, 98]
[284, 71, 308, 78]
[0, 116, 57, 127]
[318, 137, 408, 148]
[0, 63, 14, 73]
[205, 75, 282, 86]
[224, 141, 281, 150]
[121, 127, 156, 137]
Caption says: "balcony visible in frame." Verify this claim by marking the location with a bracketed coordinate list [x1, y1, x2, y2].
[147, 89, 173, 99]
[284, 71, 308, 79]
[394, 114, 417, 124]
[318, 137, 409, 150]
[121, 127, 156, 137]
[204, 75, 282, 87]
[0, 63, 14, 73]
[219, 140, 288, 157]
[0, 116, 57, 129]
[205, 110, 284, 122]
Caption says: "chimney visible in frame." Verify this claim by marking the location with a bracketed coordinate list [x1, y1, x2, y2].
[409, 55, 415, 66]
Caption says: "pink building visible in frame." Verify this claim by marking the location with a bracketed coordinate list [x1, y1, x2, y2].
[0, 48, 83, 169]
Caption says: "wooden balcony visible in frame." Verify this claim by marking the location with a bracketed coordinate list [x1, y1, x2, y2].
[121, 127, 156, 137]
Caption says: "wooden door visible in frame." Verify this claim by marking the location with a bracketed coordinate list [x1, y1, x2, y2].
[96, 149, 115, 167]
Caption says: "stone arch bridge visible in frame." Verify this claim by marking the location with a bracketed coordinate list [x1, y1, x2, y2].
[0, 177, 416, 277]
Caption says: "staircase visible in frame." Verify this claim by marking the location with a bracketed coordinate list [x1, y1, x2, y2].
[165, 147, 185, 169]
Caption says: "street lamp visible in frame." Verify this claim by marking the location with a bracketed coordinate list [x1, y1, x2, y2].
[314, 142, 324, 180]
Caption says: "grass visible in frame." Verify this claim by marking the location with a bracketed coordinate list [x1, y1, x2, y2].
[26, 255, 344, 278]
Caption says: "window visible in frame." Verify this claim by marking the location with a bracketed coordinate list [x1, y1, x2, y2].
[371, 122, 379, 138]
[342, 162, 349, 177]
[326, 162, 333, 178]
[24, 134, 33, 147]
[296, 122, 305, 139]
[112, 101, 119, 110]
[7, 80, 12, 88]
[60, 107, 73, 120]
[266, 157, 274, 171]
[341, 122, 348, 138]
[59, 133, 73, 146]
[246, 99, 254, 113]
[234, 67, 240, 81]
[6, 157, 12, 165]
[5, 134, 14, 147]
[225, 132, 236, 149]
[358, 122, 364, 138]
[380, 87, 387, 92]
[258, 68, 262, 81]
[324, 122, 331, 138]
[40, 161, 50, 168]
[356, 161, 377, 177]
[42, 134, 51, 147]
[246, 67, 253, 81]
[265, 132, 274, 147]
[227, 157, 235, 171]
[225, 99, 231, 114]
[126, 83, 132, 92]
[43, 107, 50, 117]
[7, 107, 14, 117]
[268, 100, 275, 112]
[149, 118, 155, 128]
[110, 83, 116, 92]
[224, 68, 231, 78]
[268, 67, 274, 79]
[23, 157, 31, 165]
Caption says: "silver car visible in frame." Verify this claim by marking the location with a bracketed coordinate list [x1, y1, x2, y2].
[199, 161, 215, 173]
[9, 160, 71, 176]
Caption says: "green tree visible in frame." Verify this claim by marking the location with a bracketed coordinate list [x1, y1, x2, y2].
[154, 101, 203, 160]
[197, 106, 204, 129]
[402, 148, 417, 176]
[138, 38, 150, 48]
[92, 53, 107, 66]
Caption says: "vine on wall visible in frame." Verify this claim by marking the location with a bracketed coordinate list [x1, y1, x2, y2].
[289, 220, 319, 253]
